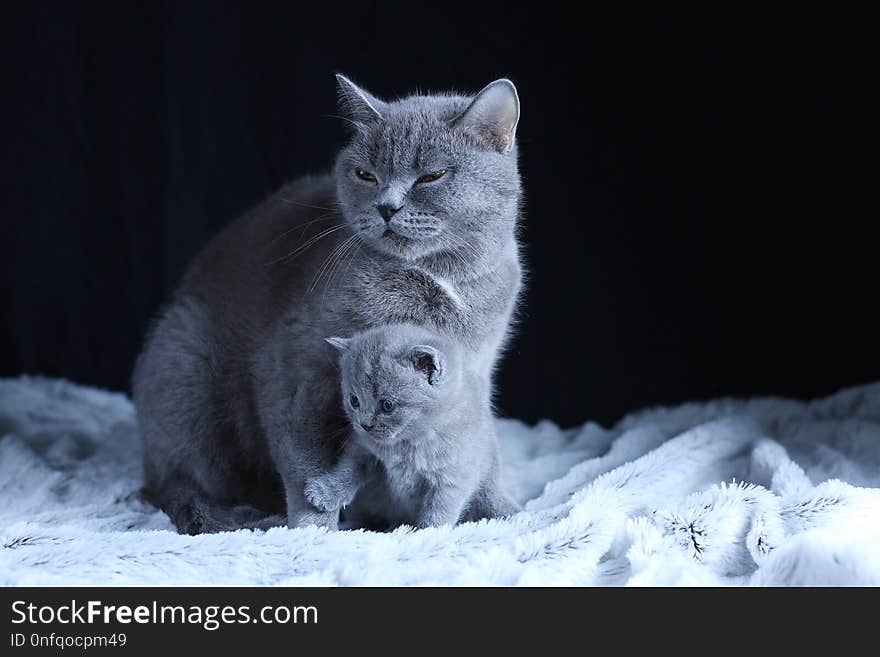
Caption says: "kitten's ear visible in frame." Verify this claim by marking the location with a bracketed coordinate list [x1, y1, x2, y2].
[325, 336, 351, 352]
[410, 345, 445, 386]
[335, 74, 386, 128]
[452, 79, 520, 153]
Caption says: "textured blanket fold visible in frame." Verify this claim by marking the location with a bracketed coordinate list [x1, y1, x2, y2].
[1, 376, 877, 585]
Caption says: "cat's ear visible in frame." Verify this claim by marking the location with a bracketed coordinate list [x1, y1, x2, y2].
[452, 79, 520, 153]
[325, 336, 351, 352]
[335, 74, 386, 128]
[410, 345, 445, 386]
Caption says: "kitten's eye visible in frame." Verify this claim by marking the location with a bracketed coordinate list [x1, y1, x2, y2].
[380, 399, 395, 413]
[416, 169, 446, 184]
[349, 394, 360, 409]
[355, 169, 377, 182]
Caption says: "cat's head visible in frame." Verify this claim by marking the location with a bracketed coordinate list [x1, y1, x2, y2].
[326, 325, 457, 447]
[333, 75, 521, 262]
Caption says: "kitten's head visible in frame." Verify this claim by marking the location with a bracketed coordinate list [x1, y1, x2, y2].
[326, 325, 458, 447]
[333, 75, 521, 262]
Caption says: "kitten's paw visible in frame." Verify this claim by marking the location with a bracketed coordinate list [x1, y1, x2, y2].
[468, 492, 521, 522]
[304, 476, 354, 512]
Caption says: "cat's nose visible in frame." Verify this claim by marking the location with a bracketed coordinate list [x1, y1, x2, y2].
[360, 420, 375, 432]
[377, 203, 401, 222]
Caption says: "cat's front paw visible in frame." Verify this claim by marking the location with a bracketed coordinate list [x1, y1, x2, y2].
[304, 475, 354, 512]
[406, 269, 456, 315]
[289, 508, 338, 531]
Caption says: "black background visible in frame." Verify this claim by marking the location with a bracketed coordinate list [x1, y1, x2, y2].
[3, 3, 878, 426]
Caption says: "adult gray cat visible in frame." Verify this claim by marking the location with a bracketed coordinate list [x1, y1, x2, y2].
[132, 74, 523, 534]
[305, 324, 520, 528]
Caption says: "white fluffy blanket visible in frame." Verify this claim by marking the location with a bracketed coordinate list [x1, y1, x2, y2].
[1, 376, 878, 586]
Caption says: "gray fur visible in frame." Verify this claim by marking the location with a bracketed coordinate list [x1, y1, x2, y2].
[305, 324, 520, 528]
[132, 75, 523, 533]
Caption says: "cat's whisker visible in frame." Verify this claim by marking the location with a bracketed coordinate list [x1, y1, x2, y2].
[431, 235, 472, 275]
[308, 233, 359, 293]
[441, 244, 467, 272]
[322, 234, 363, 305]
[266, 232, 339, 268]
[340, 241, 363, 283]
[445, 238, 470, 261]
[266, 212, 339, 248]
[319, 237, 359, 302]
[286, 212, 344, 247]
[269, 222, 345, 261]
[447, 235, 484, 273]
[322, 236, 361, 290]
[321, 113, 367, 131]
[308, 242, 346, 294]
[277, 197, 339, 212]
[264, 223, 348, 267]
[454, 234, 482, 259]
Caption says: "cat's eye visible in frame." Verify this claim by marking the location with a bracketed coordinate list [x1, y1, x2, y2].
[416, 169, 447, 184]
[349, 394, 360, 409]
[380, 399, 395, 413]
[355, 169, 377, 182]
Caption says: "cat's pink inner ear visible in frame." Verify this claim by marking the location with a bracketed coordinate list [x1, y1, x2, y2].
[453, 79, 520, 152]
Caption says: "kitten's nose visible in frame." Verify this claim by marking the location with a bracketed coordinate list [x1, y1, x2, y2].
[360, 420, 375, 432]
[377, 203, 401, 222]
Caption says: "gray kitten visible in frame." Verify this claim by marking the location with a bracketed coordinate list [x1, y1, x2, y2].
[304, 324, 520, 528]
[133, 74, 523, 533]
